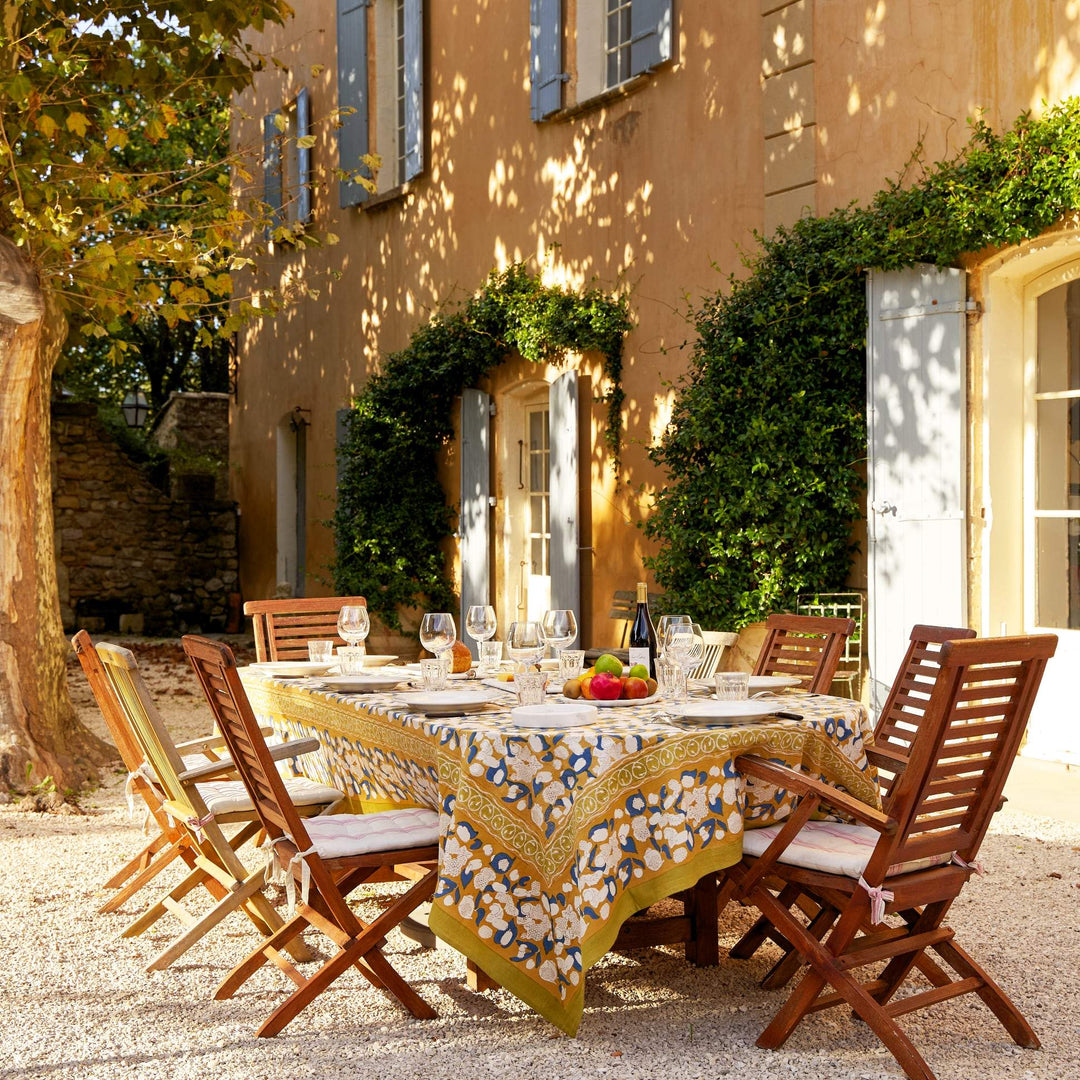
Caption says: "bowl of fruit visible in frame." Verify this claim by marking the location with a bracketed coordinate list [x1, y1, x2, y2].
[560, 653, 660, 707]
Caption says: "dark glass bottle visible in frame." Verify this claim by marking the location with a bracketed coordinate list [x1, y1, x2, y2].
[627, 581, 657, 678]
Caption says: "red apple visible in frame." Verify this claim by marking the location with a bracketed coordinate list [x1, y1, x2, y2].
[622, 676, 649, 699]
[590, 672, 623, 700]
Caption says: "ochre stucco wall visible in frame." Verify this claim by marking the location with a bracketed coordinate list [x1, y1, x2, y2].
[229, 0, 1080, 645]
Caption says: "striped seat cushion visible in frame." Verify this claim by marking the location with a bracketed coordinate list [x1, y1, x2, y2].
[196, 776, 343, 814]
[301, 807, 440, 858]
[742, 820, 953, 879]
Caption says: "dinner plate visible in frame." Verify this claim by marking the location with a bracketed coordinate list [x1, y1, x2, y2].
[248, 661, 335, 678]
[481, 677, 561, 695]
[397, 664, 477, 681]
[316, 674, 404, 693]
[689, 674, 803, 693]
[588, 691, 661, 708]
[358, 654, 398, 668]
[395, 691, 493, 716]
[510, 703, 599, 729]
[668, 700, 784, 725]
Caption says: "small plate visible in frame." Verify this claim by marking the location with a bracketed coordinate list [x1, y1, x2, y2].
[360, 654, 398, 668]
[669, 700, 784, 725]
[588, 692, 661, 708]
[510, 703, 599, 729]
[396, 691, 493, 716]
[481, 677, 561, 695]
[249, 661, 335, 678]
[316, 675, 404, 693]
[689, 674, 803, 693]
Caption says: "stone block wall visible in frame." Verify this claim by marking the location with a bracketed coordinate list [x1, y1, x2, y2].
[52, 401, 239, 634]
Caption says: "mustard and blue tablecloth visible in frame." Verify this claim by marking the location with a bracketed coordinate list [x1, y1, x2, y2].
[240, 672, 878, 1035]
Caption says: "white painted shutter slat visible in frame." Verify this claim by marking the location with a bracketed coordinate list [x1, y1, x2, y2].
[459, 389, 491, 656]
[403, 0, 424, 181]
[549, 371, 580, 618]
[866, 264, 967, 713]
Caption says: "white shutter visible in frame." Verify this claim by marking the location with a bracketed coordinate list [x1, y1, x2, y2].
[459, 389, 490, 656]
[549, 371, 579, 618]
[403, 0, 424, 181]
[866, 265, 968, 713]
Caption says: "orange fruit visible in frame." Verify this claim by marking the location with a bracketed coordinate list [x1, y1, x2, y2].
[579, 674, 596, 700]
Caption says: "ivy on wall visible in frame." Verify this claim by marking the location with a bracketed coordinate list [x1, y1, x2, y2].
[333, 264, 631, 630]
[646, 101, 1080, 628]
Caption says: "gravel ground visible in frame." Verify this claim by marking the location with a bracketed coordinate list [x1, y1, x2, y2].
[0, 641, 1077, 1080]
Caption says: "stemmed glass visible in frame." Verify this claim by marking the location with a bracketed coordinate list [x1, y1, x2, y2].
[337, 605, 370, 649]
[656, 614, 692, 661]
[540, 609, 577, 658]
[419, 612, 457, 675]
[506, 620, 544, 672]
[465, 605, 497, 645]
[664, 618, 702, 674]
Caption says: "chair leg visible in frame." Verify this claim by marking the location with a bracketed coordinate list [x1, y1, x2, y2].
[730, 882, 801, 959]
[762, 900, 837, 990]
[102, 831, 172, 890]
[121, 863, 223, 937]
[99, 839, 190, 914]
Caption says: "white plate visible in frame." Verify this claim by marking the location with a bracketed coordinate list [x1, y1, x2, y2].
[669, 700, 784, 725]
[397, 664, 477, 681]
[249, 661, 335, 678]
[359, 654, 398, 668]
[510, 703, 599, 729]
[481, 677, 561, 695]
[589, 691, 662, 708]
[316, 675, 404, 693]
[689, 674, 803, 693]
[395, 691, 493, 716]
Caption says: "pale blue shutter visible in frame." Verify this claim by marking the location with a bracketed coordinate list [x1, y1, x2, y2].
[530, 0, 565, 121]
[296, 87, 312, 222]
[866, 265, 968, 714]
[337, 0, 370, 207]
[403, 0, 424, 181]
[263, 111, 283, 234]
[630, 0, 673, 76]
[459, 390, 491, 656]
[549, 371, 579, 618]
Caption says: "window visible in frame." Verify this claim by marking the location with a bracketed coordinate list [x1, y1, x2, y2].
[336, 0, 424, 207]
[530, 0, 672, 118]
[263, 88, 312, 234]
[526, 406, 551, 578]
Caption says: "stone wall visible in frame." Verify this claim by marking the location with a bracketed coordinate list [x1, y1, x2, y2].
[52, 401, 239, 634]
[150, 391, 230, 500]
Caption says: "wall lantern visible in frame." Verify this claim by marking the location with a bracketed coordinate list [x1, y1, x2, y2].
[121, 390, 150, 428]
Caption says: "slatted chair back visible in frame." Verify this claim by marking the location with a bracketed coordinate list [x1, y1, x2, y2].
[244, 596, 367, 662]
[688, 627, 740, 681]
[752, 613, 856, 693]
[871, 624, 977, 804]
[864, 634, 1056, 882]
[182, 634, 359, 932]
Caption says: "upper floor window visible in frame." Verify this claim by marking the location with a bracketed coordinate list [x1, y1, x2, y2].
[336, 0, 424, 208]
[263, 87, 312, 237]
[530, 0, 673, 121]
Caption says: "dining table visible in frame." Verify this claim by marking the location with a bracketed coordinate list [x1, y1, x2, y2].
[238, 667, 880, 1036]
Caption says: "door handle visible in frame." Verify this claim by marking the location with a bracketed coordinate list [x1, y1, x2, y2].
[871, 500, 897, 516]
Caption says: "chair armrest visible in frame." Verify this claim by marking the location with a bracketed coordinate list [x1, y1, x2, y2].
[175, 725, 274, 755]
[178, 737, 321, 783]
[866, 744, 908, 770]
[735, 755, 893, 832]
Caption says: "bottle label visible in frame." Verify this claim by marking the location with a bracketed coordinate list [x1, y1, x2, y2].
[627, 647, 651, 671]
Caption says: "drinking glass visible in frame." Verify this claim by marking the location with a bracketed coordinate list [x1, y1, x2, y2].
[478, 639, 503, 677]
[514, 670, 547, 707]
[465, 605, 497, 645]
[506, 620, 544, 672]
[307, 640, 334, 663]
[656, 656, 688, 701]
[557, 649, 586, 684]
[715, 671, 750, 701]
[419, 612, 457, 662]
[420, 657, 449, 690]
[337, 646, 366, 674]
[337, 605, 370, 650]
[540, 609, 578, 657]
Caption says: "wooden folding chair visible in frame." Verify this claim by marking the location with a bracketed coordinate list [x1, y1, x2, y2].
[182, 634, 441, 1037]
[731, 623, 978, 986]
[95, 642, 342, 971]
[726, 634, 1057, 1080]
[688, 627, 740, 681]
[244, 596, 367, 662]
[752, 613, 856, 693]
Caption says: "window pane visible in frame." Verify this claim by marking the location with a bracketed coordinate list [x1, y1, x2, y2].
[529, 410, 543, 450]
[531, 536, 544, 575]
[1036, 398, 1080, 511]
[1036, 516, 1080, 629]
[530, 493, 544, 528]
[1037, 280, 1080, 393]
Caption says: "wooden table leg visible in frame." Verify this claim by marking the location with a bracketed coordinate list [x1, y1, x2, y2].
[685, 872, 720, 967]
[466, 957, 500, 992]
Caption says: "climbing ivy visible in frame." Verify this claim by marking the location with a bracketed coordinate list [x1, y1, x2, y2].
[646, 101, 1080, 628]
[333, 264, 631, 630]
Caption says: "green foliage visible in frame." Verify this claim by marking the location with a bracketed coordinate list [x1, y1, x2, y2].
[646, 102, 1080, 628]
[333, 264, 631, 630]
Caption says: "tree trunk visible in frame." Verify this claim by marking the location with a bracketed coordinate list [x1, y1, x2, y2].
[0, 236, 111, 791]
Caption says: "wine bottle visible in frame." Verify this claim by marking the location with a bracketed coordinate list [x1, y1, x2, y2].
[627, 581, 658, 678]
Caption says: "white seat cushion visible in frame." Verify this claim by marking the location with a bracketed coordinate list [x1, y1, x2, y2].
[742, 820, 953, 879]
[300, 808, 440, 859]
[196, 776, 343, 815]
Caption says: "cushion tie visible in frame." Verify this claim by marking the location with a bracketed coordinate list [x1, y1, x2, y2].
[951, 853, 986, 875]
[185, 813, 215, 843]
[123, 773, 139, 820]
[264, 835, 318, 915]
[858, 875, 894, 924]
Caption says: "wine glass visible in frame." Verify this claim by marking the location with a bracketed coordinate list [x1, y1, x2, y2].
[540, 609, 577, 657]
[465, 605, 497, 644]
[664, 619, 701, 673]
[337, 605, 370, 649]
[506, 620, 544, 672]
[419, 611, 457, 667]
[656, 614, 691, 661]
